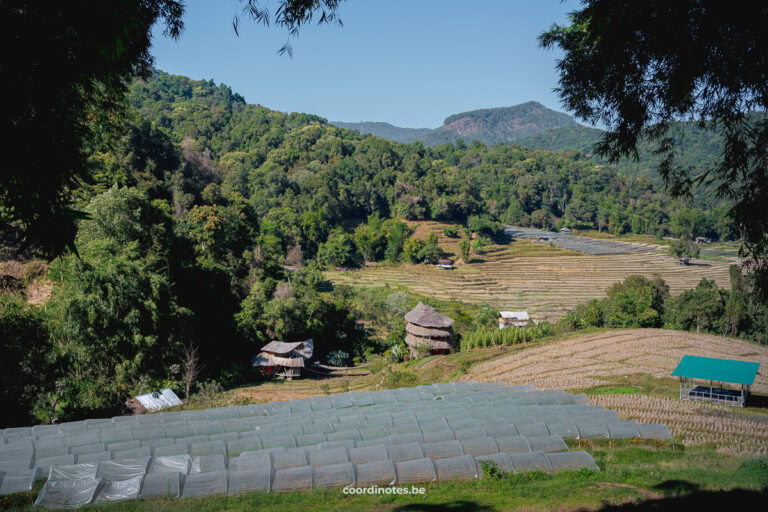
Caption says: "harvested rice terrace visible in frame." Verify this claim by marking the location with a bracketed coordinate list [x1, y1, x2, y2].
[327, 245, 732, 322]
[465, 329, 768, 456]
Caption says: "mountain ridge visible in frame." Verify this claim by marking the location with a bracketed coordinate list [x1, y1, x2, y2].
[331, 101, 580, 146]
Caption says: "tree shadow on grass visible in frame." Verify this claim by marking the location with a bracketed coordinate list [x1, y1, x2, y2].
[746, 392, 768, 409]
[581, 485, 767, 511]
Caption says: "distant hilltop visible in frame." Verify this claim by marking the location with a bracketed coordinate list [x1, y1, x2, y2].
[331, 101, 589, 147]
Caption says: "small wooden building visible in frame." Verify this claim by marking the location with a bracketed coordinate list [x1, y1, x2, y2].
[252, 339, 314, 379]
[404, 302, 454, 357]
[499, 311, 533, 328]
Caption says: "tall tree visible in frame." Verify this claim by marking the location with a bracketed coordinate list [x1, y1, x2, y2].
[540, 1, 768, 297]
[1, 0, 345, 257]
[1, 1, 184, 255]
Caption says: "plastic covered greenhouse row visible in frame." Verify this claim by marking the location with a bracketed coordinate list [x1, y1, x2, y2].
[0, 381, 670, 508]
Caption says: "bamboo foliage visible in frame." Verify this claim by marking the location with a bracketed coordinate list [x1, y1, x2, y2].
[460, 324, 554, 351]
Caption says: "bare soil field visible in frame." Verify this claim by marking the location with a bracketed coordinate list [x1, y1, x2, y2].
[464, 329, 768, 455]
[328, 226, 733, 322]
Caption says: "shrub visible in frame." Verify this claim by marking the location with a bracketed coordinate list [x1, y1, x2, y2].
[479, 460, 505, 479]
[472, 305, 500, 329]
[457, 359, 473, 374]
[388, 343, 407, 362]
[383, 370, 419, 389]
[327, 350, 350, 367]
[196, 380, 224, 406]
[558, 312, 585, 332]
[582, 299, 605, 327]
[471, 236, 491, 255]
[443, 227, 459, 238]
[410, 341, 432, 359]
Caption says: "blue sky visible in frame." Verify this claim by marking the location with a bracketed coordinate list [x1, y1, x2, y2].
[150, 0, 575, 128]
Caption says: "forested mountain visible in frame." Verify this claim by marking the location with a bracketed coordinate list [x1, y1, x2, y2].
[333, 102, 726, 199]
[332, 101, 577, 146]
[0, 70, 735, 426]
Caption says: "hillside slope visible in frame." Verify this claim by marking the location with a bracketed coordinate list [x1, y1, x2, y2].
[329, 121, 432, 144]
[332, 103, 726, 199]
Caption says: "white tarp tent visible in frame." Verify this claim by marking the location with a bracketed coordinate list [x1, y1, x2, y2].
[134, 389, 183, 411]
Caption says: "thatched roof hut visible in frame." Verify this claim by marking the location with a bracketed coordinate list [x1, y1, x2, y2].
[252, 339, 314, 379]
[404, 302, 454, 357]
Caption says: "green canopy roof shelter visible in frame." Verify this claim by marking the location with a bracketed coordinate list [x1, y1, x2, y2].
[671, 355, 760, 407]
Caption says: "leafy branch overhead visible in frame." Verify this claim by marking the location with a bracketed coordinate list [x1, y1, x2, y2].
[234, 0, 345, 56]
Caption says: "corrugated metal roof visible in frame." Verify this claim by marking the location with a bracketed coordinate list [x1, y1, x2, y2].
[261, 340, 304, 354]
[134, 388, 183, 411]
[671, 355, 760, 385]
[260, 339, 313, 358]
[500, 311, 529, 320]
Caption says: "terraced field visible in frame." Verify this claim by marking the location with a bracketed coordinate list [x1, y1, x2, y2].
[464, 329, 768, 456]
[328, 223, 733, 322]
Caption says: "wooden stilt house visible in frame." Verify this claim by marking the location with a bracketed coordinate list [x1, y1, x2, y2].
[252, 339, 314, 379]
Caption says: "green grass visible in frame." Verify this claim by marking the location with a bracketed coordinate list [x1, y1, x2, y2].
[588, 386, 641, 395]
[697, 252, 731, 263]
[573, 373, 680, 400]
[2, 445, 766, 512]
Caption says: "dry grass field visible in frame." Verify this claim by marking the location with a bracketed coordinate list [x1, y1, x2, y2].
[327, 222, 733, 322]
[465, 329, 768, 455]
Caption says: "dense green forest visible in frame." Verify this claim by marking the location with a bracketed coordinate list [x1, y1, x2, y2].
[516, 122, 725, 196]
[0, 71, 742, 426]
[333, 103, 727, 204]
[120, 72, 732, 237]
